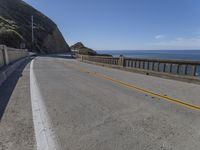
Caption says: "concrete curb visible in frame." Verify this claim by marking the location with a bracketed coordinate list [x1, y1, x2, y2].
[0, 57, 29, 86]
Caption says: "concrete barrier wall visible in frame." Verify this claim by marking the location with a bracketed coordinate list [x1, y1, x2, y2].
[123, 57, 200, 77]
[7, 48, 28, 63]
[0, 45, 28, 68]
[0, 49, 4, 68]
[79, 55, 200, 79]
[80, 55, 119, 66]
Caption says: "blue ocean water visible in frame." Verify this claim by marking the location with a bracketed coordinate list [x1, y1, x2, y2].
[97, 50, 200, 76]
[97, 50, 200, 61]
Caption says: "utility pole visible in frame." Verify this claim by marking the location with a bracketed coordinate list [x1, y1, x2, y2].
[31, 15, 34, 43]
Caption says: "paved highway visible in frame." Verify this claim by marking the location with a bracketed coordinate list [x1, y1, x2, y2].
[1, 56, 200, 150]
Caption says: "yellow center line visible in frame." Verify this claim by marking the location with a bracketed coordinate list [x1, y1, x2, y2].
[63, 61, 200, 112]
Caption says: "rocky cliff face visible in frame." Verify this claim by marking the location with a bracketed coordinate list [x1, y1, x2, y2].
[0, 0, 70, 53]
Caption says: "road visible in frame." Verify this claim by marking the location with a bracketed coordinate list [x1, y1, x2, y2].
[1, 56, 200, 150]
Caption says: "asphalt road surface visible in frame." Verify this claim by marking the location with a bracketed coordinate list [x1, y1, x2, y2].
[1, 56, 200, 150]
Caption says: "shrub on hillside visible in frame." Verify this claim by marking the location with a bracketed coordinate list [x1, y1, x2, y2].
[0, 28, 24, 48]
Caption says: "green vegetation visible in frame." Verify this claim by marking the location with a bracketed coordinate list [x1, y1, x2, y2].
[0, 29, 23, 48]
[0, 0, 70, 53]
[0, 0, 64, 52]
[78, 48, 97, 56]
[0, 16, 24, 47]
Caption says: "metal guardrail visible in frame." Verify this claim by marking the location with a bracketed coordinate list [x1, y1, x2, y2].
[0, 45, 29, 68]
[79, 55, 200, 77]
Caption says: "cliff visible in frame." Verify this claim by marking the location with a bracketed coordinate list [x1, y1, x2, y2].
[0, 0, 70, 53]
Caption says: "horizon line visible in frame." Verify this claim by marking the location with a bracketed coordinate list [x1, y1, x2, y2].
[96, 49, 200, 51]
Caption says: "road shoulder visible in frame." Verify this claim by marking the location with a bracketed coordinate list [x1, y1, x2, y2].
[0, 62, 35, 150]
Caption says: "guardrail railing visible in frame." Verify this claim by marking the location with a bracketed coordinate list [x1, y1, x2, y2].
[124, 57, 200, 76]
[80, 55, 200, 77]
[81, 55, 119, 66]
[0, 45, 28, 68]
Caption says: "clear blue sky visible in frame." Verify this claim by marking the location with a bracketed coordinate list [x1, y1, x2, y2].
[25, 0, 200, 50]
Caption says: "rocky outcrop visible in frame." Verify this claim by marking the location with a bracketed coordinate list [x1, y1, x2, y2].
[70, 42, 85, 50]
[71, 42, 97, 55]
[0, 0, 70, 53]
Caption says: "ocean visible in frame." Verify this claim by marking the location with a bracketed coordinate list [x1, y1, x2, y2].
[97, 50, 200, 61]
[97, 50, 200, 76]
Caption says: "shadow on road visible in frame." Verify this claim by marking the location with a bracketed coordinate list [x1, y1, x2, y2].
[0, 58, 31, 120]
[38, 53, 76, 60]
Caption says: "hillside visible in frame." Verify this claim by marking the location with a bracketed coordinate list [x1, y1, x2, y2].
[0, 0, 70, 53]
[71, 42, 97, 55]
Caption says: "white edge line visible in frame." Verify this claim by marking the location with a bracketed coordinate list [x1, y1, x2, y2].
[30, 59, 61, 150]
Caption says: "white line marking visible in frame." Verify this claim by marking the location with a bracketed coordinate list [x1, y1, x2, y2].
[30, 59, 61, 150]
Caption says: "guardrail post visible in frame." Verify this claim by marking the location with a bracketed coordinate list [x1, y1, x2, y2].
[156, 63, 159, 71]
[182, 65, 187, 75]
[174, 64, 179, 74]
[138, 61, 141, 68]
[126, 60, 129, 67]
[140, 61, 144, 69]
[119, 57, 125, 67]
[168, 64, 172, 73]
[2, 45, 9, 65]
[190, 65, 196, 76]
[131, 60, 134, 68]
[161, 63, 165, 72]
[145, 62, 148, 70]
[149, 62, 154, 70]
[134, 61, 137, 68]
[136, 61, 139, 68]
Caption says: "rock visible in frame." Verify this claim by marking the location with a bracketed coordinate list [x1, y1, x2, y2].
[0, 0, 70, 53]
[70, 42, 85, 50]
[71, 42, 97, 56]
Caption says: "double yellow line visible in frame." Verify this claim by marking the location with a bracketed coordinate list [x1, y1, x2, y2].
[64, 61, 200, 112]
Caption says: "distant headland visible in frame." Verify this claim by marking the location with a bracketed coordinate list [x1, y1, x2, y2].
[70, 42, 112, 56]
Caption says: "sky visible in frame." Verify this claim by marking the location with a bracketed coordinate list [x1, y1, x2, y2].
[25, 0, 200, 50]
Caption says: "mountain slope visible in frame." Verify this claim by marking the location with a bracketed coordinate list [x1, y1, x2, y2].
[0, 0, 70, 53]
